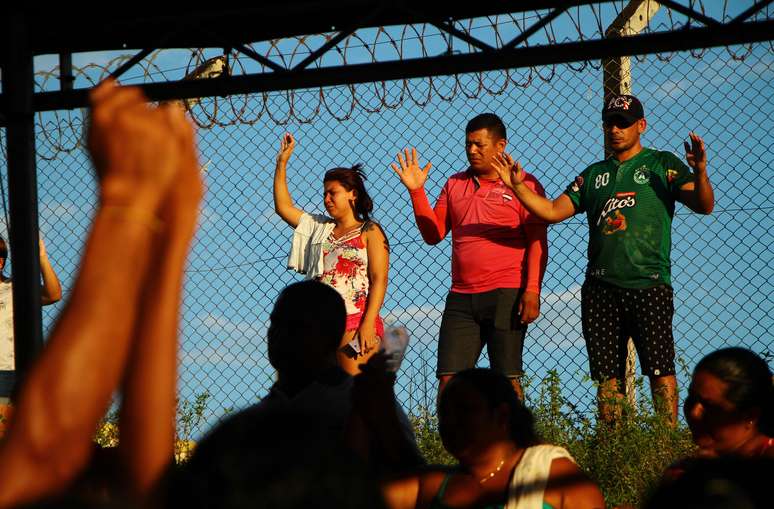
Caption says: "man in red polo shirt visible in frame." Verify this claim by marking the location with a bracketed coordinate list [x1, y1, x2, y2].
[391, 113, 548, 399]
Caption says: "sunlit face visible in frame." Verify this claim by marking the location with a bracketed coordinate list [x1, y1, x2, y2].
[603, 116, 646, 154]
[438, 380, 507, 464]
[323, 180, 356, 220]
[684, 370, 757, 456]
[465, 128, 506, 175]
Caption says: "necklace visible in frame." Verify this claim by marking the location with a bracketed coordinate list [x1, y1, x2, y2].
[331, 223, 363, 241]
[478, 458, 506, 484]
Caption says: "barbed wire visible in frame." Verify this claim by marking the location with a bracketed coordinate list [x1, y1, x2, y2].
[16, 1, 771, 162]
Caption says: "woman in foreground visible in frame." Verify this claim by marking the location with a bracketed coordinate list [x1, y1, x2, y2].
[273, 133, 389, 374]
[383, 369, 605, 509]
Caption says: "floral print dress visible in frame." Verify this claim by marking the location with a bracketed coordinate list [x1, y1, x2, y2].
[318, 224, 384, 337]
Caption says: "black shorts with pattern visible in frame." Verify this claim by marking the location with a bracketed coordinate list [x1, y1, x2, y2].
[581, 277, 675, 381]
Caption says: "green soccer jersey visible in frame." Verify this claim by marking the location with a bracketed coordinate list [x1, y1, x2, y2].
[564, 147, 693, 289]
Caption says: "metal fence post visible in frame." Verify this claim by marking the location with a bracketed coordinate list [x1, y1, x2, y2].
[2, 12, 44, 394]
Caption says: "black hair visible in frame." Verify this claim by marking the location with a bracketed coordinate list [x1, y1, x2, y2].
[323, 164, 374, 222]
[440, 368, 540, 447]
[694, 347, 774, 435]
[465, 113, 507, 141]
[267, 281, 345, 374]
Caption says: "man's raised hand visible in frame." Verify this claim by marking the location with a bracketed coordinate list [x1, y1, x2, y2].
[158, 103, 204, 233]
[492, 153, 526, 190]
[88, 79, 181, 209]
[390, 148, 432, 191]
[683, 132, 707, 174]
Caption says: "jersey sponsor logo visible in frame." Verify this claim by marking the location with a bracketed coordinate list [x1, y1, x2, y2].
[616, 192, 635, 198]
[666, 169, 679, 184]
[570, 175, 584, 193]
[596, 194, 636, 227]
[602, 209, 627, 235]
[633, 166, 650, 184]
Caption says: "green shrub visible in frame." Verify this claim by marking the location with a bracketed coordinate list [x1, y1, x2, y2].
[411, 408, 455, 466]
[534, 372, 695, 507]
[94, 391, 211, 463]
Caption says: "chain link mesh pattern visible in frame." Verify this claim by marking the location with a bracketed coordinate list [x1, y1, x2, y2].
[1, 39, 772, 437]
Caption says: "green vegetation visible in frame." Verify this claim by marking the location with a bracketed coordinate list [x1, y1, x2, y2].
[93, 374, 695, 507]
[95, 391, 211, 462]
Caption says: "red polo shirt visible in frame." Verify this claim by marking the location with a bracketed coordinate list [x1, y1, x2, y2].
[409, 171, 547, 294]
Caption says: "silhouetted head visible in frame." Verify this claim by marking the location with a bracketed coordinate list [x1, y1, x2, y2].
[438, 368, 539, 463]
[267, 281, 345, 377]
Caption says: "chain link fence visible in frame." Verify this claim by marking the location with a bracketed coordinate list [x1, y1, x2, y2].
[1, 33, 772, 437]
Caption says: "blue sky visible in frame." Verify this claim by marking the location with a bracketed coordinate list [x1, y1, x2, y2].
[1, 3, 772, 436]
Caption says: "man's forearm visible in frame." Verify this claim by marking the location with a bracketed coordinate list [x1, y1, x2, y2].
[512, 182, 561, 223]
[0, 207, 157, 507]
[692, 171, 715, 214]
[369, 408, 424, 470]
[118, 225, 192, 496]
[408, 188, 445, 244]
[524, 224, 548, 294]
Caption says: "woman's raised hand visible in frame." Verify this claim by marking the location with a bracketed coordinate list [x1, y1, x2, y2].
[277, 132, 296, 165]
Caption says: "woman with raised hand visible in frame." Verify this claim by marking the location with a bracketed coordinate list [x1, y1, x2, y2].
[383, 368, 605, 509]
[273, 133, 389, 375]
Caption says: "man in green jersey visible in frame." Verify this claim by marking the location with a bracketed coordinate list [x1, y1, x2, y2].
[491, 94, 714, 424]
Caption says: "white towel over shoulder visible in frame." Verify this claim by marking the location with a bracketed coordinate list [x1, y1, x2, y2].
[506, 444, 575, 509]
[287, 213, 335, 279]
